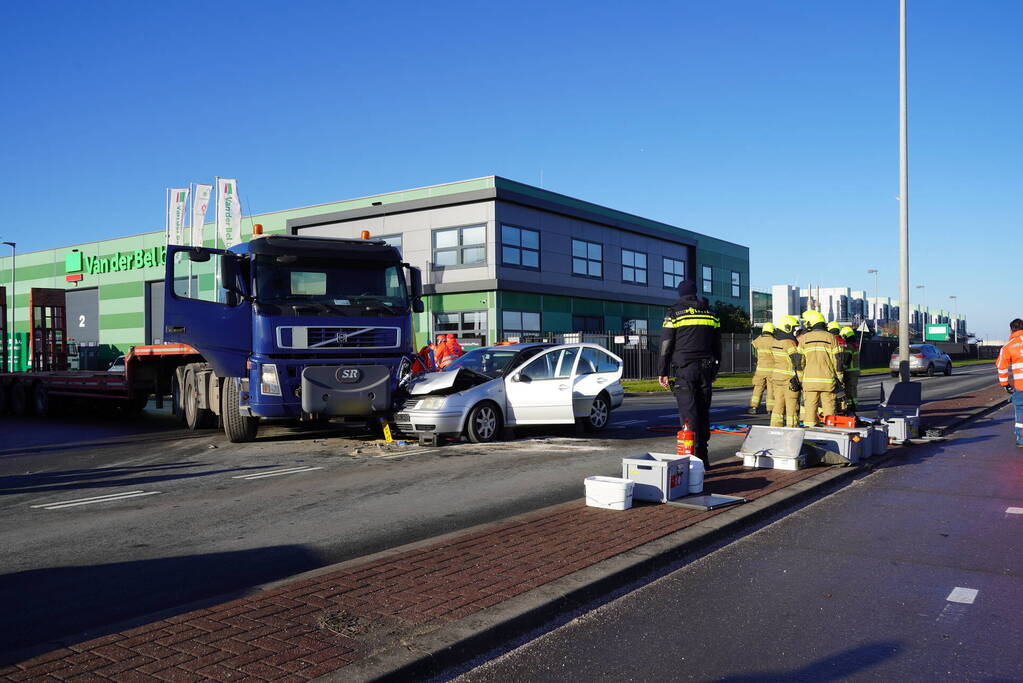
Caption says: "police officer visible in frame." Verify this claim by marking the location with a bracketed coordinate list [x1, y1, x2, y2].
[658, 280, 721, 468]
[749, 323, 776, 415]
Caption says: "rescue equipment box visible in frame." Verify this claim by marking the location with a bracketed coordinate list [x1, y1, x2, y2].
[882, 415, 919, 442]
[737, 426, 807, 470]
[584, 476, 635, 510]
[802, 427, 865, 464]
[622, 453, 690, 502]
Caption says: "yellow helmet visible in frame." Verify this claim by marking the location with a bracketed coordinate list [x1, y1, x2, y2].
[827, 321, 841, 333]
[840, 326, 855, 338]
[762, 323, 775, 334]
[802, 310, 826, 326]
[779, 315, 800, 333]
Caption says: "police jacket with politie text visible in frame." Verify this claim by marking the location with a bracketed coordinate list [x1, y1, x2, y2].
[658, 295, 722, 376]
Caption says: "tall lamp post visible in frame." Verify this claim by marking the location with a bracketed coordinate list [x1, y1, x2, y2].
[2, 241, 14, 372]
[949, 295, 958, 342]
[916, 284, 926, 334]
[867, 268, 879, 332]
[897, 0, 911, 380]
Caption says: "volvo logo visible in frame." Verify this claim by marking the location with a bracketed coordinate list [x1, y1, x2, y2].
[336, 367, 363, 384]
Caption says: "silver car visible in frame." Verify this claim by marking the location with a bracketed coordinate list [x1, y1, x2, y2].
[889, 344, 952, 377]
[394, 343, 626, 443]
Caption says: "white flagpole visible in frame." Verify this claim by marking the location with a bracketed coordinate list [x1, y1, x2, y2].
[214, 177, 221, 301]
[187, 182, 194, 298]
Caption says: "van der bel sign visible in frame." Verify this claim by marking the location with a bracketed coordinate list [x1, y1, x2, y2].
[69, 246, 168, 275]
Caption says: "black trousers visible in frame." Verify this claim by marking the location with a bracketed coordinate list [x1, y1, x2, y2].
[673, 359, 716, 466]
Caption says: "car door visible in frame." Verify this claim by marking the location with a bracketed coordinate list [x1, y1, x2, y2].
[504, 347, 580, 424]
[572, 346, 624, 416]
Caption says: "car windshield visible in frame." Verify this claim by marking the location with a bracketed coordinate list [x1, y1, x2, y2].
[445, 348, 523, 378]
[254, 254, 408, 317]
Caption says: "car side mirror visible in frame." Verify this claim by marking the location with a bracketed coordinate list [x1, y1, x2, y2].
[511, 372, 529, 383]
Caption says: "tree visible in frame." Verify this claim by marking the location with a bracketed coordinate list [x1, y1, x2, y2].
[713, 301, 751, 333]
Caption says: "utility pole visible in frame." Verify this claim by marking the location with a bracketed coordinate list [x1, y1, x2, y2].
[2, 241, 15, 372]
[950, 295, 958, 342]
[867, 268, 879, 332]
[897, 0, 911, 381]
[916, 284, 926, 335]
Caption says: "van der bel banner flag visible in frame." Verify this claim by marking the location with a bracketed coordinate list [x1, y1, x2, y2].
[192, 183, 212, 247]
[167, 187, 190, 245]
[217, 179, 242, 248]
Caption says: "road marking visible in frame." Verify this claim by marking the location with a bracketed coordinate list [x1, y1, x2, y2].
[1006, 507, 1023, 515]
[377, 449, 434, 459]
[946, 587, 978, 604]
[31, 490, 160, 510]
[232, 466, 323, 480]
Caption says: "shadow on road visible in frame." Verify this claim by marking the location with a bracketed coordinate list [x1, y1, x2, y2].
[0, 462, 277, 495]
[717, 640, 904, 682]
[0, 544, 325, 665]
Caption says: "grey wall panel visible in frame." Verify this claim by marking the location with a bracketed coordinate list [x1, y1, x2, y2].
[66, 288, 99, 344]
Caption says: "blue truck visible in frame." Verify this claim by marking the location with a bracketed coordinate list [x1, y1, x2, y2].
[164, 232, 424, 442]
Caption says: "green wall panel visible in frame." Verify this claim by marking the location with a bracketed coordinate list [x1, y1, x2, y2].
[572, 298, 603, 315]
[542, 296, 572, 314]
[499, 291, 541, 311]
[99, 282, 145, 300]
[100, 312, 145, 330]
[542, 312, 572, 332]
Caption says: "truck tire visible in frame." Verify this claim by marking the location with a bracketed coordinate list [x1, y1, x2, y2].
[171, 373, 186, 423]
[0, 384, 8, 415]
[122, 396, 148, 417]
[10, 381, 31, 417]
[222, 378, 259, 443]
[183, 369, 211, 431]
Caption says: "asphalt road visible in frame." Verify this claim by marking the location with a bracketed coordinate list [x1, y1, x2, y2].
[453, 402, 1023, 682]
[0, 364, 996, 661]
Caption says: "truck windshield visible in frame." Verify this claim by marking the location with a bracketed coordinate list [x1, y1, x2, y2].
[254, 255, 409, 316]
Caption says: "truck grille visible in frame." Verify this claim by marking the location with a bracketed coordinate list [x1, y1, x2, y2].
[277, 326, 400, 349]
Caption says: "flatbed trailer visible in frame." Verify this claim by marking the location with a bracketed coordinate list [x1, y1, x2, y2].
[0, 343, 202, 417]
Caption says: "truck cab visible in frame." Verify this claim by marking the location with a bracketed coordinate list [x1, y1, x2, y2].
[164, 233, 423, 442]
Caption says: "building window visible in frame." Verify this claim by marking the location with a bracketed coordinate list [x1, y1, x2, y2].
[378, 234, 402, 256]
[702, 266, 713, 293]
[621, 249, 647, 285]
[433, 225, 486, 267]
[572, 314, 603, 332]
[572, 239, 602, 278]
[434, 310, 487, 346]
[502, 310, 541, 341]
[501, 225, 539, 270]
[663, 257, 686, 289]
[624, 318, 648, 334]
[731, 271, 741, 298]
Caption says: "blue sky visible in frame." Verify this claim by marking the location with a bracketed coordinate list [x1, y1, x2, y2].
[1, 1, 1019, 339]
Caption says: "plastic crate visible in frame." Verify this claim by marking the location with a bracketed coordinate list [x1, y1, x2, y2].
[622, 453, 690, 502]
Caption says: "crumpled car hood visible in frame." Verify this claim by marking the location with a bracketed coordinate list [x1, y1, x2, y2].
[408, 368, 494, 395]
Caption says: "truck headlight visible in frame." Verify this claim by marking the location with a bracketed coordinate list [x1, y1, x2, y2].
[260, 363, 282, 396]
[418, 396, 449, 411]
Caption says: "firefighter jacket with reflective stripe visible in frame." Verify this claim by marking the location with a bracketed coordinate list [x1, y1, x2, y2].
[658, 296, 721, 376]
[996, 329, 1023, 390]
[769, 333, 799, 378]
[843, 342, 860, 372]
[751, 334, 776, 375]
[798, 327, 842, 390]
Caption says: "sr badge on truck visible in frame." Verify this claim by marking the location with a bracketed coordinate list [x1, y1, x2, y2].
[336, 367, 363, 383]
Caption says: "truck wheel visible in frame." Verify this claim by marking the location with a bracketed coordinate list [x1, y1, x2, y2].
[122, 396, 148, 417]
[183, 369, 211, 431]
[10, 381, 31, 417]
[222, 378, 259, 443]
[171, 373, 186, 423]
[466, 401, 502, 443]
[0, 384, 8, 415]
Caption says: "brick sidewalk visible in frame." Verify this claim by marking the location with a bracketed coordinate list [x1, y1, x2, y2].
[2, 383, 1004, 682]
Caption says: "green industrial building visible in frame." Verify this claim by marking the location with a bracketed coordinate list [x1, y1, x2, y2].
[1, 177, 749, 370]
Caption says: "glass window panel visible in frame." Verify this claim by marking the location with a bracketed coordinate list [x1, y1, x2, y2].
[663, 273, 673, 288]
[521, 250, 539, 268]
[462, 247, 485, 264]
[434, 249, 457, 266]
[637, 269, 647, 284]
[291, 271, 327, 295]
[503, 311, 522, 329]
[502, 246, 521, 265]
[462, 225, 486, 245]
[522, 312, 541, 330]
[588, 261, 601, 278]
[556, 347, 579, 378]
[572, 240, 587, 258]
[731, 271, 740, 285]
[435, 228, 459, 249]
[703, 266, 712, 279]
[636, 252, 647, 268]
[588, 243, 601, 260]
[463, 311, 487, 325]
[623, 266, 634, 282]
[502, 226, 520, 246]
[573, 258, 588, 274]
[521, 352, 557, 380]
[622, 250, 634, 267]
[521, 229, 539, 250]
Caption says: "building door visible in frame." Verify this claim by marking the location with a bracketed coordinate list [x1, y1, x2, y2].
[146, 280, 165, 344]
[66, 288, 99, 344]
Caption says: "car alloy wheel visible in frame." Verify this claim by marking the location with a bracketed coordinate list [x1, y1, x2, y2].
[467, 402, 501, 443]
[926, 364, 935, 377]
[587, 396, 609, 431]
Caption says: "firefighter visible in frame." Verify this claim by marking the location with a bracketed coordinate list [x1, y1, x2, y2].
[797, 310, 843, 427]
[657, 280, 722, 468]
[839, 326, 860, 412]
[769, 316, 802, 428]
[748, 323, 776, 415]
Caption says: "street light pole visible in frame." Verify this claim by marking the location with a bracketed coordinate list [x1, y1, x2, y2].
[867, 268, 879, 332]
[916, 284, 926, 334]
[950, 295, 958, 342]
[897, 0, 911, 380]
[2, 241, 14, 372]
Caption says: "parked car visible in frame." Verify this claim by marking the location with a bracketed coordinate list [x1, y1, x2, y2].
[107, 355, 126, 373]
[394, 343, 625, 443]
[889, 344, 952, 377]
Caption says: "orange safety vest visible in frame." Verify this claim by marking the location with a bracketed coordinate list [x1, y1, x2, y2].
[996, 329, 1023, 390]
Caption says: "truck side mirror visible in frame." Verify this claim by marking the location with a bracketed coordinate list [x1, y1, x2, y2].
[220, 254, 251, 302]
[406, 264, 424, 312]
[188, 247, 211, 262]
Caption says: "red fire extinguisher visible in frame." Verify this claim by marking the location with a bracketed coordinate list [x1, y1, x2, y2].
[677, 421, 695, 458]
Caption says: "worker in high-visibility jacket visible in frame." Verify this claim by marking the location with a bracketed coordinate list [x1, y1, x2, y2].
[839, 326, 860, 412]
[749, 323, 776, 415]
[797, 310, 843, 427]
[769, 316, 802, 428]
[995, 318, 1023, 446]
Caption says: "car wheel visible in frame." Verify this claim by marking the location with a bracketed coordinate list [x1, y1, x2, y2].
[944, 362, 952, 376]
[583, 393, 611, 432]
[926, 364, 935, 377]
[466, 401, 502, 443]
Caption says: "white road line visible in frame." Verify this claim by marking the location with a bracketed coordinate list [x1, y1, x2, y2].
[377, 449, 434, 458]
[233, 466, 323, 480]
[31, 490, 160, 510]
[946, 587, 979, 604]
[612, 420, 645, 427]
[1006, 507, 1023, 515]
